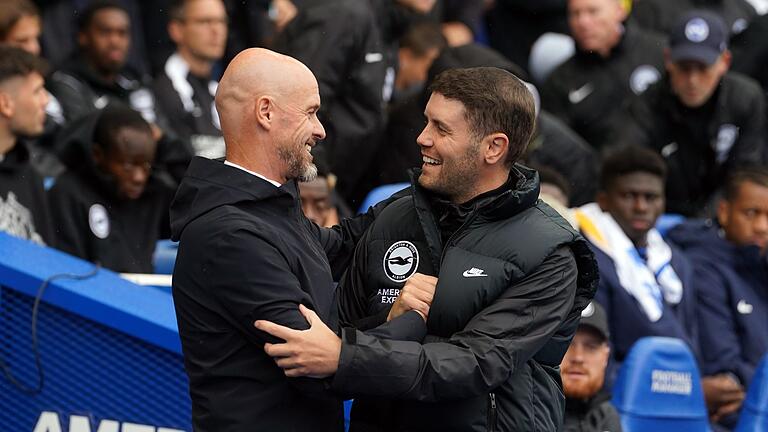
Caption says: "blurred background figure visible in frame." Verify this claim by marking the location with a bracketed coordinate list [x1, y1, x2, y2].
[0, 46, 52, 246]
[618, 10, 766, 217]
[560, 302, 622, 432]
[48, 107, 173, 273]
[154, 0, 228, 159]
[541, 0, 665, 150]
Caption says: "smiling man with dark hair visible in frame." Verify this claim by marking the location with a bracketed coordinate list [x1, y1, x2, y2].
[257, 66, 599, 432]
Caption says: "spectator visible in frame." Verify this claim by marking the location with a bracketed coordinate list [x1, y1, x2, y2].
[0, 46, 52, 245]
[393, 21, 446, 102]
[575, 146, 698, 366]
[48, 107, 173, 273]
[541, 0, 665, 150]
[153, 0, 227, 159]
[561, 301, 622, 432]
[0, 0, 41, 56]
[631, 0, 757, 36]
[274, 0, 436, 205]
[47, 0, 166, 129]
[619, 10, 766, 216]
[0, 0, 65, 177]
[299, 161, 352, 228]
[668, 167, 768, 424]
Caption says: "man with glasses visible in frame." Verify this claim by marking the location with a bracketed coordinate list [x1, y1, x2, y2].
[154, 0, 228, 159]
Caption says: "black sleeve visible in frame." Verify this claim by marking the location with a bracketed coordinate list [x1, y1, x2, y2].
[47, 72, 94, 123]
[727, 87, 767, 167]
[332, 246, 579, 401]
[47, 178, 92, 261]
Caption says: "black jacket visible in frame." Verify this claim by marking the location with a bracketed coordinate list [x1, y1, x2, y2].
[153, 53, 224, 159]
[631, 0, 757, 36]
[541, 23, 665, 149]
[334, 167, 599, 431]
[48, 51, 167, 128]
[732, 13, 768, 92]
[48, 113, 173, 273]
[0, 142, 53, 245]
[619, 72, 767, 216]
[563, 391, 622, 432]
[169, 157, 424, 431]
[274, 0, 387, 205]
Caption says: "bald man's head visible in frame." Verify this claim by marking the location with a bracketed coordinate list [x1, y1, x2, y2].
[215, 48, 325, 183]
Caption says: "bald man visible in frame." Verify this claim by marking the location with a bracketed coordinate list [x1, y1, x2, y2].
[169, 48, 427, 431]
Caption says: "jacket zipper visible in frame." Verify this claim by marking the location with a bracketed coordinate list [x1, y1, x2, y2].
[438, 212, 479, 265]
[487, 392, 498, 432]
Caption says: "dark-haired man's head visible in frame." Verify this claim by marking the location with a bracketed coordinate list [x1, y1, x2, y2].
[78, 0, 131, 79]
[93, 107, 156, 200]
[598, 145, 667, 247]
[0, 0, 41, 56]
[168, 0, 228, 76]
[418, 67, 535, 204]
[396, 21, 446, 92]
[718, 168, 768, 252]
[0, 45, 48, 151]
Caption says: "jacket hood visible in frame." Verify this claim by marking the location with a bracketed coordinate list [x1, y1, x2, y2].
[169, 157, 297, 241]
[668, 219, 763, 265]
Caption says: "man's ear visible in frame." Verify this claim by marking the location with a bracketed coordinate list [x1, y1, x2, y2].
[255, 96, 274, 130]
[484, 133, 509, 165]
[717, 199, 730, 228]
[596, 191, 609, 211]
[0, 92, 14, 118]
[168, 20, 184, 45]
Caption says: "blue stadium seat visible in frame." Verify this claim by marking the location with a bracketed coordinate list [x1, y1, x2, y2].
[736, 354, 768, 432]
[357, 182, 409, 214]
[612, 337, 710, 431]
[153, 240, 179, 275]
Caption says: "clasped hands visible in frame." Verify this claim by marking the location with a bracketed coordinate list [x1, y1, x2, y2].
[254, 273, 437, 378]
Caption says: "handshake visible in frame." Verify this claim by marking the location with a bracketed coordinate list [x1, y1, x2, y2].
[254, 273, 437, 378]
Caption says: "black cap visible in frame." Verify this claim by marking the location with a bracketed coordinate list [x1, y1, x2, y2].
[579, 301, 609, 341]
[669, 10, 728, 66]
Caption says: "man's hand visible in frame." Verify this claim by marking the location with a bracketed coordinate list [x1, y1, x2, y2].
[701, 373, 745, 423]
[254, 304, 341, 378]
[387, 273, 438, 322]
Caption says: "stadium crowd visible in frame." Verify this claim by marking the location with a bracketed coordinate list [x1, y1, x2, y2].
[0, 0, 767, 430]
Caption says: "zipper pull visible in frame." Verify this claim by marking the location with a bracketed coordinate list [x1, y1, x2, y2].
[490, 392, 496, 409]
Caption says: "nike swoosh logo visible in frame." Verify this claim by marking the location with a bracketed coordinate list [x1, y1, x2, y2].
[365, 53, 383, 63]
[462, 268, 488, 278]
[737, 299, 753, 314]
[568, 83, 594, 104]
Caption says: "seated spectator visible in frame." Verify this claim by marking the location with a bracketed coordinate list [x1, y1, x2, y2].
[575, 145, 698, 366]
[0, 46, 52, 245]
[47, 0, 166, 129]
[619, 10, 766, 216]
[298, 162, 352, 228]
[0, 0, 41, 56]
[631, 0, 757, 36]
[393, 21, 445, 102]
[668, 167, 768, 424]
[541, 0, 665, 150]
[154, 0, 227, 159]
[0, 0, 66, 177]
[48, 107, 173, 273]
[561, 301, 622, 432]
